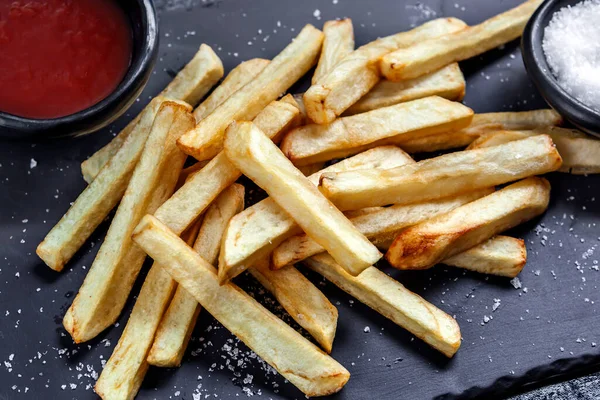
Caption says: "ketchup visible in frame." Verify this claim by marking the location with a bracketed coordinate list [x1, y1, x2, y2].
[0, 0, 133, 119]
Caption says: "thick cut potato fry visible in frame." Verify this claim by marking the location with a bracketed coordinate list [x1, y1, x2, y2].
[312, 19, 354, 84]
[154, 98, 301, 235]
[271, 189, 493, 269]
[193, 58, 270, 122]
[132, 215, 350, 397]
[95, 222, 201, 400]
[63, 102, 195, 343]
[282, 96, 473, 166]
[178, 25, 324, 161]
[37, 98, 169, 272]
[386, 177, 550, 270]
[223, 121, 382, 277]
[320, 135, 562, 210]
[304, 254, 461, 357]
[345, 63, 465, 115]
[81, 45, 224, 183]
[249, 259, 338, 353]
[468, 127, 600, 175]
[304, 18, 467, 124]
[399, 108, 563, 153]
[219, 146, 413, 283]
[444, 236, 526, 278]
[381, 0, 543, 81]
[148, 184, 244, 367]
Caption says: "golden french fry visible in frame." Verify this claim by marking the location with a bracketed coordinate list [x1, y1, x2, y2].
[304, 253, 461, 357]
[312, 19, 354, 84]
[223, 121, 381, 277]
[63, 102, 195, 343]
[219, 146, 414, 281]
[345, 63, 465, 115]
[178, 25, 324, 161]
[37, 97, 169, 271]
[343, 207, 385, 219]
[304, 18, 467, 124]
[148, 184, 245, 367]
[81, 45, 224, 183]
[250, 259, 338, 353]
[444, 236, 526, 278]
[95, 221, 202, 399]
[154, 97, 301, 235]
[381, 0, 543, 81]
[282, 96, 474, 166]
[320, 135, 562, 211]
[271, 189, 493, 269]
[386, 177, 550, 270]
[132, 215, 350, 397]
[399, 109, 563, 153]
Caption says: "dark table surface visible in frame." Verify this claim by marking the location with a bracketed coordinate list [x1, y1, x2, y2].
[2, 0, 600, 399]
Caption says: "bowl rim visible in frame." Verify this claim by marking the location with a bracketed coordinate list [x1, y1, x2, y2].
[0, 0, 159, 135]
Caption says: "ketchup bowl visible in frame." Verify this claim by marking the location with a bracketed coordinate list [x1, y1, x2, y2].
[0, 0, 159, 139]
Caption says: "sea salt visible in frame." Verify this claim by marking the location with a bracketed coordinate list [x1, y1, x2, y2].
[542, 0, 600, 111]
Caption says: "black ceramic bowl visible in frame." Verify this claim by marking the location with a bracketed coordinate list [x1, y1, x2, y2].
[522, 0, 600, 136]
[0, 0, 159, 140]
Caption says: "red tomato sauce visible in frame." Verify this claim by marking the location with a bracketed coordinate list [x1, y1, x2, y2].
[0, 0, 133, 119]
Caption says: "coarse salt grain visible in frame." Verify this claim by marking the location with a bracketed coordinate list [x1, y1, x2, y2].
[542, 0, 600, 111]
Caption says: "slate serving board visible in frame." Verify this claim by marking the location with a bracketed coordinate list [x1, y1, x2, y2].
[2, 0, 600, 399]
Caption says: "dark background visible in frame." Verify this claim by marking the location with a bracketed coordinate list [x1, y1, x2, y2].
[1, 0, 600, 399]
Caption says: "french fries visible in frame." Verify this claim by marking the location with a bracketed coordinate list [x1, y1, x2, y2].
[386, 177, 550, 270]
[304, 18, 467, 124]
[282, 96, 474, 166]
[380, 0, 543, 81]
[148, 184, 245, 367]
[81, 45, 224, 183]
[178, 25, 324, 161]
[219, 146, 413, 281]
[271, 189, 494, 269]
[319, 135, 562, 210]
[132, 215, 350, 397]
[312, 19, 354, 84]
[249, 259, 338, 353]
[95, 221, 202, 400]
[304, 254, 461, 357]
[63, 102, 195, 343]
[223, 121, 381, 277]
[344, 63, 465, 115]
[36, 97, 168, 271]
[154, 96, 301, 235]
[468, 127, 600, 175]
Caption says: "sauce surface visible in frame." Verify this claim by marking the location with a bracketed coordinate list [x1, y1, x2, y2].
[0, 0, 133, 119]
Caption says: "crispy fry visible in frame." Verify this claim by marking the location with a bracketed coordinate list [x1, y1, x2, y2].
[154, 98, 301, 235]
[63, 102, 195, 343]
[219, 146, 413, 283]
[95, 221, 202, 399]
[282, 96, 473, 166]
[132, 215, 350, 397]
[37, 97, 169, 271]
[381, 0, 543, 81]
[148, 184, 244, 367]
[312, 19, 354, 84]
[345, 63, 465, 115]
[223, 121, 381, 277]
[178, 25, 324, 161]
[249, 258, 338, 353]
[386, 177, 550, 270]
[271, 189, 493, 269]
[304, 18, 467, 124]
[81, 45, 224, 183]
[320, 135, 562, 210]
[304, 253, 461, 357]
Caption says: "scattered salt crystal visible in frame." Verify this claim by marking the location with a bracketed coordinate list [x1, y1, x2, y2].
[313, 9, 321, 20]
[30, 159, 37, 169]
[510, 277, 522, 289]
[492, 299, 501, 312]
[363, 326, 371, 333]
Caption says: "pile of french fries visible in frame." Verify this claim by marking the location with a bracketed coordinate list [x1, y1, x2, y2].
[36, 1, 600, 397]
